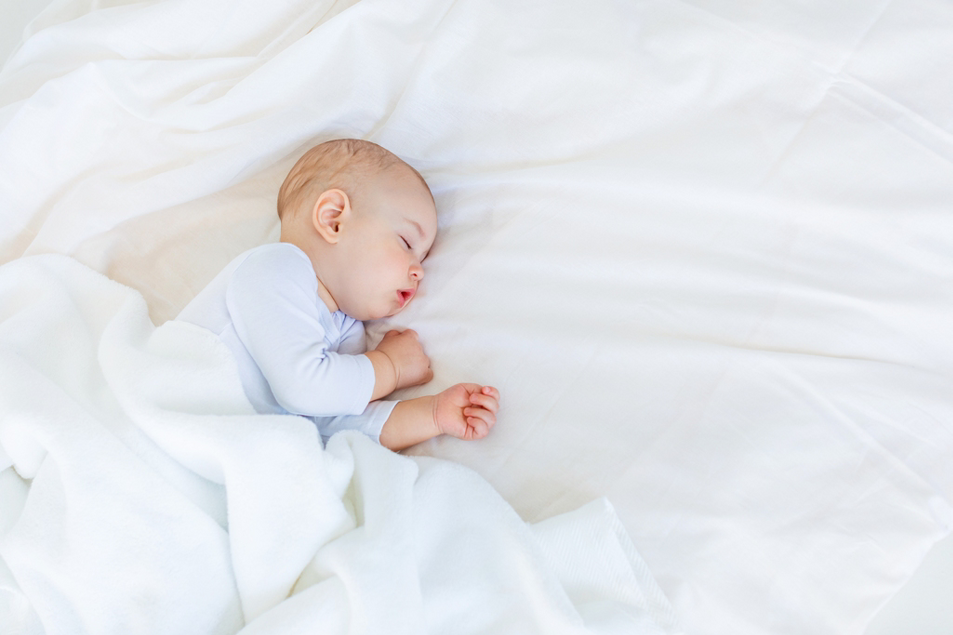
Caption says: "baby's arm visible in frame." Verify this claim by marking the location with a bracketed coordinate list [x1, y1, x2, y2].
[379, 384, 500, 451]
[353, 327, 500, 450]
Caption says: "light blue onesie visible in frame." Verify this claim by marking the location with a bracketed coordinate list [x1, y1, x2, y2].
[176, 242, 396, 442]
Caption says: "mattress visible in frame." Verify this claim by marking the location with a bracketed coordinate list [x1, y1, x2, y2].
[2, 0, 952, 633]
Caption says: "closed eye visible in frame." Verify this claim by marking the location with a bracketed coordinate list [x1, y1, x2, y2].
[401, 236, 412, 249]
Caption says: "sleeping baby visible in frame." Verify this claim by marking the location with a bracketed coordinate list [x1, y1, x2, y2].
[177, 139, 499, 451]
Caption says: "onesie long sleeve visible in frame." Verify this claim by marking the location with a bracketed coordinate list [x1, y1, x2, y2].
[176, 242, 396, 442]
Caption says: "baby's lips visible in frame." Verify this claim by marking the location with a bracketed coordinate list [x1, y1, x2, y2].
[397, 288, 415, 307]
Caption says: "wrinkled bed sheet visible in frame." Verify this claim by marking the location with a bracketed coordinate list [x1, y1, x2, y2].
[1, 0, 952, 634]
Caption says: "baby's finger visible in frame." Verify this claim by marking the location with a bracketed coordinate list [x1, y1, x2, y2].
[480, 386, 500, 401]
[466, 417, 489, 439]
[464, 406, 496, 430]
[468, 391, 498, 414]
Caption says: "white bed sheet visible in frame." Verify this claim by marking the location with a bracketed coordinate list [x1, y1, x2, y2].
[2, 1, 952, 634]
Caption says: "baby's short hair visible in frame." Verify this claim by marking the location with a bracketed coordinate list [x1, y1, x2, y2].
[277, 138, 429, 219]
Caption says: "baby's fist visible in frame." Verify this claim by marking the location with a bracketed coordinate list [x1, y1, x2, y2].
[375, 329, 433, 389]
[434, 384, 500, 440]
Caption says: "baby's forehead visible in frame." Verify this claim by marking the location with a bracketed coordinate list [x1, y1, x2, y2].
[362, 169, 437, 231]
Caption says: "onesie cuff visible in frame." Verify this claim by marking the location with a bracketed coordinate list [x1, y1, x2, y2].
[361, 399, 398, 444]
[314, 399, 397, 446]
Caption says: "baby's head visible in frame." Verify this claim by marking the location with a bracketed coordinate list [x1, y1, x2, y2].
[277, 139, 437, 321]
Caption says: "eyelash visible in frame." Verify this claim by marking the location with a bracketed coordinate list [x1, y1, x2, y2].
[401, 237, 411, 250]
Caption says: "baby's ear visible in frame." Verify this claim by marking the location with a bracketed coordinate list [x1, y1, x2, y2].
[311, 189, 350, 244]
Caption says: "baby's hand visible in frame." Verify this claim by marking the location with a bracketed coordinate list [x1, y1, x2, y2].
[433, 384, 500, 440]
[375, 329, 433, 390]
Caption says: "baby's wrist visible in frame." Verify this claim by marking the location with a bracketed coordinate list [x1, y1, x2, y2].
[381, 350, 400, 391]
[366, 350, 399, 400]
[428, 394, 442, 436]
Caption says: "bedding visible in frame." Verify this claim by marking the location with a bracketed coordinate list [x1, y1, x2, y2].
[2, 0, 952, 634]
[0, 254, 675, 634]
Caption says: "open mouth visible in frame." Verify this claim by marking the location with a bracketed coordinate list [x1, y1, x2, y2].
[397, 288, 415, 308]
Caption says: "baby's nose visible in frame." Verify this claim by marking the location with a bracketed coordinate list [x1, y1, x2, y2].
[410, 264, 424, 281]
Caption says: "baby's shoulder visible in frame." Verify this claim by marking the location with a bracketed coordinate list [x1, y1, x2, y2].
[232, 242, 312, 279]
[238, 242, 308, 268]
[227, 242, 318, 300]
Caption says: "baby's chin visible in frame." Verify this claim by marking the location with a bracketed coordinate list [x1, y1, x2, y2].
[346, 301, 404, 321]
[382, 305, 407, 319]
